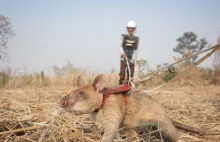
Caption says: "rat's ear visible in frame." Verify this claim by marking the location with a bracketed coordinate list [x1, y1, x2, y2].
[77, 75, 84, 88]
[92, 74, 108, 91]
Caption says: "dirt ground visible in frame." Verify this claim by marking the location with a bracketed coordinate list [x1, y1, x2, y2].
[0, 85, 220, 142]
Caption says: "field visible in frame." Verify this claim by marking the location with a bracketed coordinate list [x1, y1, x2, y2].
[0, 70, 220, 142]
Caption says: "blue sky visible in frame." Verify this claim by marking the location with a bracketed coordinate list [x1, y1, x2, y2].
[0, 0, 220, 75]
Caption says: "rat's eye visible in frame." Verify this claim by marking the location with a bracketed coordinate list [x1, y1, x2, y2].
[79, 91, 84, 95]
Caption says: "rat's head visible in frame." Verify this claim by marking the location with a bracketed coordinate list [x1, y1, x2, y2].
[59, 74, 107, 115]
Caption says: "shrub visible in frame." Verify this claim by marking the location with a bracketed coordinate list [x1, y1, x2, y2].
[0, 72, 10, 88]
[162, 72, 176, 82]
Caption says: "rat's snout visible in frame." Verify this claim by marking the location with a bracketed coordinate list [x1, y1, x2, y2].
[59, 95, 71, 108]
[60, 100, 67, 107]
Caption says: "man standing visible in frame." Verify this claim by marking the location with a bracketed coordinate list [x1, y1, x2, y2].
[119, 21, 139, 85]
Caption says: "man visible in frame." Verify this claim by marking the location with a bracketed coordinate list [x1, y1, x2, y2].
[119, 21, 139, 85]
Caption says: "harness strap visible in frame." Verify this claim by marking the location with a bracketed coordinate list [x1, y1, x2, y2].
[94, 84, 131, 112]
[103, 84, 131, 102]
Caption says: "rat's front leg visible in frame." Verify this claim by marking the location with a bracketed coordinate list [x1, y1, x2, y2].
[101, 107, 124, 141]
[102, 124, 120, 142]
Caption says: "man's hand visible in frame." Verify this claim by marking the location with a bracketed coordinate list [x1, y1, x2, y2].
[122, 53, 127, 59]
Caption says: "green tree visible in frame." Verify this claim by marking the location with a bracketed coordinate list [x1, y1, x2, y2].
[138, 59, 148, 76]
[0, 15, 14, 62]
[173, 32, 208, 62]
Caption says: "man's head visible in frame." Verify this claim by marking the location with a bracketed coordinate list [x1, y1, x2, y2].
[127, 21, 136, 35]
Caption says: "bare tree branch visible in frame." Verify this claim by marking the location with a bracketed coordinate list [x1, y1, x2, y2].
[0, 15, 14, 62]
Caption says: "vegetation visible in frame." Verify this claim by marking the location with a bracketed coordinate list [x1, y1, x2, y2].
[162, 72, 176, 82]
[173, 32, 208, 63]
[0, 15, 14, 62]
[0, 71, 9, 88]
[0, 18, 219, 141]
[138, 58, 149, 77]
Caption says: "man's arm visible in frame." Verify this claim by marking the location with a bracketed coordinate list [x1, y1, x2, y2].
[120, 36, 127, 59]
[119, 46, 124, 54]
[134, 36, 139, 50]
[134, 37, 140, 62]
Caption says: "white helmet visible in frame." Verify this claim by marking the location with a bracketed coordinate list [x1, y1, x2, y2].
[127, 21, 136, 28]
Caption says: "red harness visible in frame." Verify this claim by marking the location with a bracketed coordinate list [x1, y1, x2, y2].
[102, 84, 131, 105]
[94, 84, 131, 112]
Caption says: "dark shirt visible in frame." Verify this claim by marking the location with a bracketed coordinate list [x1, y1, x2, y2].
[122, 34, 139, 60]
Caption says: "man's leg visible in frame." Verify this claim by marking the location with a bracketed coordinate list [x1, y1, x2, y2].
[125, 62, 135, 84]
[119, 61, 126, 85]
[130, 62, 135, 78]
[126, 62, 135, 85]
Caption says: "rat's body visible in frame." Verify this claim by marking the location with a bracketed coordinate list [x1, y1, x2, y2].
[60, 75, 179, 142]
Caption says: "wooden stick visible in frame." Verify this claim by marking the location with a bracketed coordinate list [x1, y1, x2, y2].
[0, 126, 41, 135]
[172, 120, 220, 135]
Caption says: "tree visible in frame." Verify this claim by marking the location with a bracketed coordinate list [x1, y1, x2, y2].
[0, 15, 14, 62]
[173, 32, 208, 62]
[137, 59, 149, 76]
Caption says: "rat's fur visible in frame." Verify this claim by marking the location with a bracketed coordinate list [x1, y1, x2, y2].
[60, 74, 179, 142]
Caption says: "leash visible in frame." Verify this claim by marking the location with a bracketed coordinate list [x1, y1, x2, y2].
[125, 57, 138, 89]
[125, 57, 131, 82]
[128, 44, 220, 91]
[94, 44, 220, 112]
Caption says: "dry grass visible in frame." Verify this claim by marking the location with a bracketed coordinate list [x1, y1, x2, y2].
[0, 87, 162, 142]
[154, 85, 220, 142]
[0, 84, 220, 142]
[4, 72, 119, 89]
[0, 67, 220, 142]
